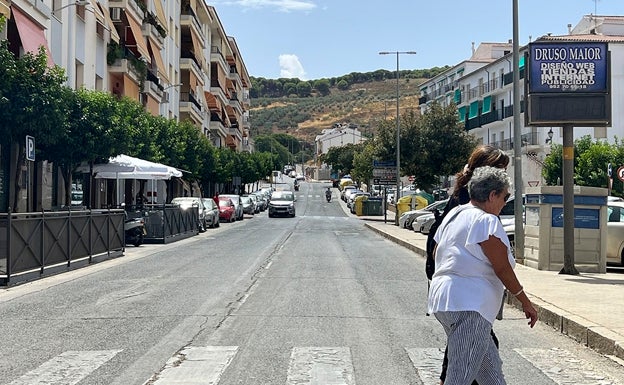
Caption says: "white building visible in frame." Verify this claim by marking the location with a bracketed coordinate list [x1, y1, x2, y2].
[418, 15, 624, 189]
[315, 123, 366, 156]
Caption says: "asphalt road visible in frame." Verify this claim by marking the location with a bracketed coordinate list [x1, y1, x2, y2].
[0, 179, 623, 384]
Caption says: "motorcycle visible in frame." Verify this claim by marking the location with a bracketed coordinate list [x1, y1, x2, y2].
[325, 190, 332, 202]
[125, 214, 146, 247]
[294, 181, 300, 191]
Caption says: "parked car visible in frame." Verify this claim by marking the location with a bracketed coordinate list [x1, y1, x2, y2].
[348, 192, 370, 213]
[399, 199, 448, 229]
[218, 198, 236, 222]
[220, 194, 243, 220]
[342, 187, 360, 202]
[201, 198, 220, 228]
[252, 192, 268, 211]
[245, 194, 261, 213]
[268, 191, 296, 217]
[607, 201, 624, 265]
[240, 196, 256, 215]
[171, 197, 207, 232]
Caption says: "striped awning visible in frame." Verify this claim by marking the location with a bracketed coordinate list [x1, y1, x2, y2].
[204, 91, 222, 117]
[126, 13, 151, 63]
[148, 37, 168, 82]
[94, 1, 120, 43]
[0, 0, 10, 19]
[12, 6, 53, 67]
[153, 0, 168, 33]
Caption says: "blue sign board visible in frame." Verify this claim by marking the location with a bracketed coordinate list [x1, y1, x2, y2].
[551, 207, 600, 229]
[529, 42, 608, 93]
[373, 160, 396, 167]
[26, 135, 35, 162]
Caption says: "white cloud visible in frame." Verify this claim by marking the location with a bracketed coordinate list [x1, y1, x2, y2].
[279, 54, 307, 79]
[214, 0, 317, 12]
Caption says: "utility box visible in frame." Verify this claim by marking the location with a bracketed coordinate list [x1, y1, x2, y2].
[362, 198, 383, 216]
[523, 186, 608, 273]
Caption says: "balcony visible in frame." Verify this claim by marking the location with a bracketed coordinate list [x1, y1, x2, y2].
[109, 58, 142, 85]
[142, 22, 164, 49]
[180, 91, 203, 125]
[109, 0, 144, 24]
[142, 70, 163, 101]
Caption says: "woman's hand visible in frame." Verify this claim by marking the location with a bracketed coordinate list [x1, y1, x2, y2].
[519, 294, 538, 328]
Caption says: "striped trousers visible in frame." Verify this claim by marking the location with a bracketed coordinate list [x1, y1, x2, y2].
[434, 311, 505, 385]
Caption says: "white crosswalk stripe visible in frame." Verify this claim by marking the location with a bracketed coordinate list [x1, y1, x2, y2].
[515, 348, 623, 385]
[148, 346, 238, 385]
[286, 346, 355, 385]
[405, 348, 444, 383]
[8, 350, 122, 385]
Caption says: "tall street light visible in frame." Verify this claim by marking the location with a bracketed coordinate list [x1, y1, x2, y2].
[379, 51, 416, 225]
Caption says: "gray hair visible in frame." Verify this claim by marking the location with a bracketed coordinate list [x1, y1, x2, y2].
[468, 166, 510, 202]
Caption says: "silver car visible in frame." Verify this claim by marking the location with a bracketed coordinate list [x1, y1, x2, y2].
[201, 198, 220, 228]
[607, 201, 624, 265]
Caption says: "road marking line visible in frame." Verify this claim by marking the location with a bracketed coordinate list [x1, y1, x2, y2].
[150, 346, 238, 385]
[8, 350, 122, 385]
[286, 346, 355, 385]
[515, 348, 623, 385]
[405, 347, 444, 383]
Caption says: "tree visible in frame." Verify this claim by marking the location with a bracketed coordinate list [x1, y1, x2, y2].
[314, 79, 331, 96]
[351, 141, 375, 184]
[403, 102, 476, 190]
[0, 42, 69, 211]
[296, 81, 312, 97]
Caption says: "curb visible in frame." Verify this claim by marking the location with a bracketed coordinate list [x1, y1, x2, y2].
[364, 222, 624, 363]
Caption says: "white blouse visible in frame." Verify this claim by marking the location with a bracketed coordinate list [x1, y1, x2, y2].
[427, 203, 515, 324]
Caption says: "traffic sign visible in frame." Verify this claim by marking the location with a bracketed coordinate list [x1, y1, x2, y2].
[617, 165, 624, 182]
[26, 135, 35, 161]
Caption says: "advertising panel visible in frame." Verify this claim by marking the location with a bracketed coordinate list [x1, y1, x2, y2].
[526, 41, 611, 126]
[529, 42, 608, 93]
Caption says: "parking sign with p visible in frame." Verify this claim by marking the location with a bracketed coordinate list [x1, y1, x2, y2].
[26, 135, 35, 161]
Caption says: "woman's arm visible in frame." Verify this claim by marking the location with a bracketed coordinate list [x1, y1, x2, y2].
[480, 235, 538, 328]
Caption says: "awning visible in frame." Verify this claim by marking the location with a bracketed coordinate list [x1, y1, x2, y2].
[0, 0, 11, 19]
[12, 6, 53, 67]
[148, 37, 169, 82]
[468, 100, 479, 119]
[189, 28, 204, 68]
[126, 13, 151, 63]
[204, 91, 222, 116]
[153, 0, 168, 33]
[89, 0, 105, 26]
[458, 106, 466, 122]
[94, 0, 120, 43]
[454, 89, 461, 104]
[91, 154, 182, 180]
[225, 105, 236, 119]
[482, 95, 492, 114]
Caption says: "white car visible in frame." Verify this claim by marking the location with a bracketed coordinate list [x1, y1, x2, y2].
[399, 199, 448, 229]
[607, 201, 624, 265]
[412, 212, 434, 233]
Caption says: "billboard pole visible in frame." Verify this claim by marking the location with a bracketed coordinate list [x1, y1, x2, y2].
[512, 0, 525, 260]
[561, 124, 579, 275]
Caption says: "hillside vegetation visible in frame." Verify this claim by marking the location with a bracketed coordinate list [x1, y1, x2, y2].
[249, 68, 449, 143]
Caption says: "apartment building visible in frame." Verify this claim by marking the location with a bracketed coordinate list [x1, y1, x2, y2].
[418, 15, 624, 189]
[2, 0, 251, 151]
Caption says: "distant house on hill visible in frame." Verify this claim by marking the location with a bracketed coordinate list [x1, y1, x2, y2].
[314, 123, 366, 156]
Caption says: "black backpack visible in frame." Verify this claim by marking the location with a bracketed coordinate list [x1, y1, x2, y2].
[425, 193, 465, 280]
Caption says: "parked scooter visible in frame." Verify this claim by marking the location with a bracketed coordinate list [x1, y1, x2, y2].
[125, 214, 146, 247]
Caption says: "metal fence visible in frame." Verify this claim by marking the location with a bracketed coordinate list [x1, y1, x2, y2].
[0, 209, 125, 285]
[135, 205, 199, 244]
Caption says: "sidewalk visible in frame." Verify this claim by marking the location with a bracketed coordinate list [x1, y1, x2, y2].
[346, 201, 624, 362]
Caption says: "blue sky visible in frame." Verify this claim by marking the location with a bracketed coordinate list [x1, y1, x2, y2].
[209, 0, 622, 80]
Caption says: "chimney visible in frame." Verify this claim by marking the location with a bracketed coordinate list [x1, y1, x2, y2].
[471, 42, 475, 55]
[567, 24, 572, 34]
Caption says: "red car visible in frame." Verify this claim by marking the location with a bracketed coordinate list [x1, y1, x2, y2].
[218, 198, 236, 222]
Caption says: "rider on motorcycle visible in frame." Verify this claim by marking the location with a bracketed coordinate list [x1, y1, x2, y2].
[325, 187, 332, 201]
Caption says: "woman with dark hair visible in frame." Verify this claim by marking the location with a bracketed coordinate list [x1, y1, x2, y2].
[425, 145, 510, 385]
[428, 166, 537, 384]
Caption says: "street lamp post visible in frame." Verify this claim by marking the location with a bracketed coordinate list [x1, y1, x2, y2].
[379, 51, 416, 225]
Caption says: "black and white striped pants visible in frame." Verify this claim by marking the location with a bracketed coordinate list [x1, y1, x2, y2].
[434, 311, 506, 385]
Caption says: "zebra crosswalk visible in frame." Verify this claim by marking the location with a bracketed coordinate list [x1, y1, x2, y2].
[8, 346, 623, 384]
